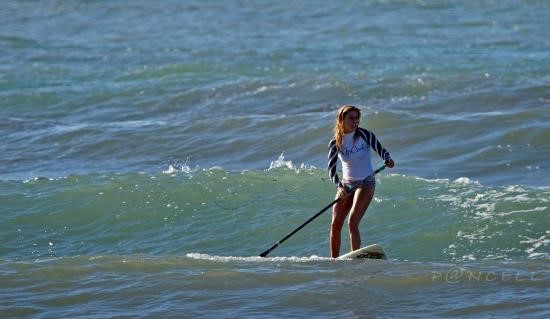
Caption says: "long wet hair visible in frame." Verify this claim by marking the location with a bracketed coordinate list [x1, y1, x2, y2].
[334, 105, 361, 151]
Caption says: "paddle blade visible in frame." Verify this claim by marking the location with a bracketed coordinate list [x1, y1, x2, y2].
[259, 244, 277, 257]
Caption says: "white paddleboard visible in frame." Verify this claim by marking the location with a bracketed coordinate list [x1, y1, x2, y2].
[337, 244, 387, 260]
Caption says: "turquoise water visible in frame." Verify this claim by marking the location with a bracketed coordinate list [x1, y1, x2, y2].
[1, 0, 549, 318]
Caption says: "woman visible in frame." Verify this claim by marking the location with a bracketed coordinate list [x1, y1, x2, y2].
[327, 105, 394, 258]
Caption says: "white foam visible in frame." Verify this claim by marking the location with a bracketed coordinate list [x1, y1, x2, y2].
[498, 206, 547, 217]
[267, 153, 316, 172]
[162, 157, 195, 174]
[453, 177, 475, 184]
[162, 165, 181, 174]
[414, 176, 481, 186]
[520, 233, 550, 258]
[186, 253, 331, 263]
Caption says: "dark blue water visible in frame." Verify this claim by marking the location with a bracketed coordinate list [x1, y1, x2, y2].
[1, 1, 549, 318]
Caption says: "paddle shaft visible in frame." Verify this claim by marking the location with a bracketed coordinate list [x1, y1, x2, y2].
[259, 165, 386, 257]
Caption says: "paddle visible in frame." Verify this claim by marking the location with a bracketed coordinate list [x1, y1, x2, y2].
[259, 164, 387, 257]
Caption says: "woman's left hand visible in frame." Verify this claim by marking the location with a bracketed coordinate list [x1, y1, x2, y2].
[385, 158, 395, 168]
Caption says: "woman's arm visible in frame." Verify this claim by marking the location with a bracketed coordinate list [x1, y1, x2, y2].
[358, 128, 394, 168]
[328, 139, 343, 188]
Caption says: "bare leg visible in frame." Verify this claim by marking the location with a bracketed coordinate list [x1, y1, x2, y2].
[330, 194, 353, 258]
[348, 185, 375, 251]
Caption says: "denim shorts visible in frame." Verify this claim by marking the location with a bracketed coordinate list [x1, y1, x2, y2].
[342, 175, 376, 193]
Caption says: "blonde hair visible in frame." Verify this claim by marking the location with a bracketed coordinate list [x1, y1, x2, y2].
[334, 105, 361, 151]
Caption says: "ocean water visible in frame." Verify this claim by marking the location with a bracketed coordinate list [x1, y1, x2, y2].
[1, 0, 549, 318]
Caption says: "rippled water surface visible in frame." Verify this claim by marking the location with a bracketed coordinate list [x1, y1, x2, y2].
[1, 0, 549, 318]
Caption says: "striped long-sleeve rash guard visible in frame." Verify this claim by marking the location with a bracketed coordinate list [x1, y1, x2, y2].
[328, 127, 391, 188]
